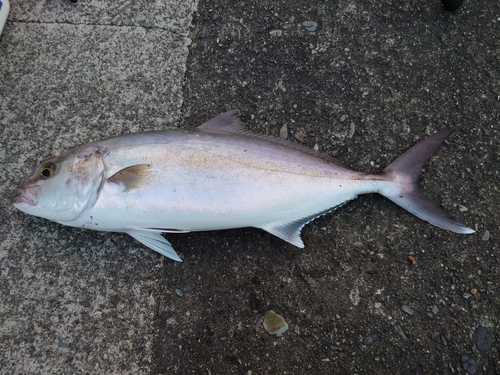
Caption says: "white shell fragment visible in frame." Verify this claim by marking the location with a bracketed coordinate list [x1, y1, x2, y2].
[263, 310, 289, 337]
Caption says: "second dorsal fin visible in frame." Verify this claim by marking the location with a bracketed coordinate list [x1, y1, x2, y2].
[198, 110, 353, 169]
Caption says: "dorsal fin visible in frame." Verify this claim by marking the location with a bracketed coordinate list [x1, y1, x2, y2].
[198, 109, 247, 132]
[199, 110, 353, 169]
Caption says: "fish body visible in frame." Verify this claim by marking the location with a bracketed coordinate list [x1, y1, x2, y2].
[14, 110, 474, 261]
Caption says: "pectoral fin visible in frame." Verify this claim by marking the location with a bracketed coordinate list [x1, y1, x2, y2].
[108, 164, 152, 191]
[127, 230, 182, 262]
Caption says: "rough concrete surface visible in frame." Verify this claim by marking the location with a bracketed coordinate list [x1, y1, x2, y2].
[1, 0, 499, 374]
[156, 1, 499, 374]
[0, 0, 197, 373]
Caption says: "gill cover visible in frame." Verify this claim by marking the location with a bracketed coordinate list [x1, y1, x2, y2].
[18, 145, 105, 223]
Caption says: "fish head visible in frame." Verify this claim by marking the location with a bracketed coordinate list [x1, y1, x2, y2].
[13, 145, 105, 223]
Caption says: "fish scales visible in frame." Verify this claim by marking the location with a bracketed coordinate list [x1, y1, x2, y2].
[92, 128, 366, 229]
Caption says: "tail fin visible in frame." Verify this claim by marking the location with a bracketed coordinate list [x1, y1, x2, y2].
[379, 129, 475, 234]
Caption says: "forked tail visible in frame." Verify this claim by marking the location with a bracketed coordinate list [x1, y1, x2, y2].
[379, 129, 475, 234]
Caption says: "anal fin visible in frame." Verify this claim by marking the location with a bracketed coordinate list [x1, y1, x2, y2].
[126, 230, 182, 261]
[258, 203, 354, 248]
[260, 220, 307, 248]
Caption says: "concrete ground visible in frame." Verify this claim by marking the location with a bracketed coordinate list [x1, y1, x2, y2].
[1, 0, 197, 373]
[1, 0, 499, 374]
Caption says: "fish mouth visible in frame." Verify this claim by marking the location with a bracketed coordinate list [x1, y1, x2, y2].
[13, 185, 39, 207]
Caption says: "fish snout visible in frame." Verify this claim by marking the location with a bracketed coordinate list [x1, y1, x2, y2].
[13, 183, 40, 207]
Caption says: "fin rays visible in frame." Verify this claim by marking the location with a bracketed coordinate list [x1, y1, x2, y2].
[198, 110, 353, 169]
[127, 230, 182, 261]
[380, 129, 474, 234]
[259, 200, 355, 248]
[108, 164, 152, 191]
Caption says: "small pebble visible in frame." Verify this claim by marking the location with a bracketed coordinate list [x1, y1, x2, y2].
[481, 230, 490, 241]
[175, 288, 184, 297]
[461, 355, 477, 375]
[401, 305, 414, 315]
[294, 127, 307, 143]
[470, 288, 478, 295]
[302, 20, 318, 32]
[362, 333, 378, 346]
[395, 325, 408, 342]
[454, 204, 468, 212]
[374, 302, 382, 309]
[428, 332, 447, 346]
[269, 29, 282, 37]
[263, 310, 288, 337]
[431, 305, 439, 315]
[349, 289, 360, 306]
[279, 124, 288, 139]
[474, 326, 494, 352]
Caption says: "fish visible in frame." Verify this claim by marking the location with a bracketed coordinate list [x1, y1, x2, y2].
[13, 110, 474, 261]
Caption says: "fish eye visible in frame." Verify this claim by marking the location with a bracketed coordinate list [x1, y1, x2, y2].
[39, 163, 55, 179]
